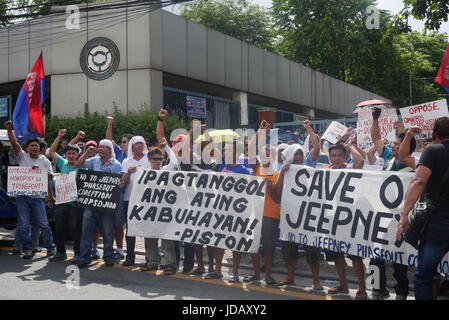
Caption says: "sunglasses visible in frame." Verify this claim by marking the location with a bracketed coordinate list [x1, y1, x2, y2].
[151, 157, 164, 161]
[120, 140, 128, 144]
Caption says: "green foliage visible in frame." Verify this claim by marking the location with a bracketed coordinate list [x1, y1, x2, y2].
[402, 0, 449, 31]
[44, 106, 187, 147]
[180, 0, 275, 51]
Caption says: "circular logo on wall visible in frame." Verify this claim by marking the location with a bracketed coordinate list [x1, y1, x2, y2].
[80, 37, 120, 80]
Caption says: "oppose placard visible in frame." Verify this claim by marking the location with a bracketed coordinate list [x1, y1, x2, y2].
[280, 165, 449, 271]
[7, 166, 48, 197]
[357, 107, 398, 150]
[400, 99, 449, 139]
[54, 171, 78, 205]
[127, 168, 266, 253]
[76, 170, 121, 213]
[321, 121, 348, 144]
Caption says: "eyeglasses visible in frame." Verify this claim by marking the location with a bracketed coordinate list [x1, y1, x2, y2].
[120, 140, 128, 144]
[151, 157, 164, 161]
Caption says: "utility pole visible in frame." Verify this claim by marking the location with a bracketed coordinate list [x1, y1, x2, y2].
[409, 68, 413, 106]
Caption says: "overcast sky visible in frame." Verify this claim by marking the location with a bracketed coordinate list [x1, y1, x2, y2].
[165, 0, 449, 35]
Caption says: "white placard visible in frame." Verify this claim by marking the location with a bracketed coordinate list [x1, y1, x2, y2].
[321, 121, 348, 144]
[400, 99, 449, 139]
[54, 171, 78, 204]
[127, 168, 266, 253]
[7, 166, 48, 197]
[280, 165, 449, 270]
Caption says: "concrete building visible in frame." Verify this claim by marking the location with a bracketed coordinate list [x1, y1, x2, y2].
[0, 1, 388, 130]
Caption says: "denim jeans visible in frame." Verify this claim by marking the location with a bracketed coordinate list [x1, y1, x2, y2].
[54, 204, 84, 256]
[13, 220, 40, 250]
[415, 218, 449, 300]
[78, 209, 115, 264]
[15, 196, 54, 251]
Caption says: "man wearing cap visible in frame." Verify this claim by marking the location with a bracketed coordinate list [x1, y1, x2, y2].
[73, 139, 122, 267]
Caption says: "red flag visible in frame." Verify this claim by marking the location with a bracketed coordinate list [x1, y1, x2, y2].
[13, 53, 45, 142]
[435, 43, 449, 88]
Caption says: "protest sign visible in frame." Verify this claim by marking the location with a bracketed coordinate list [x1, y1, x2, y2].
[7, 166, 48, 197]
[321, 121, 348, 144]
[186, 96, 206, 118]
[127, 168, 266, 253]
[357, 107, 398, 150]
[280, 165, 449, 271]
[400, 99, 449, 139]
[76, 170, 121, 213]
[54, 171, 78, 204]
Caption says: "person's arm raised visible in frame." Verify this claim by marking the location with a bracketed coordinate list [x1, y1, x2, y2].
[5, 121, 21, 157]
[304, 120, 320, 161]
[105, 116, 116, 146]
[69, 130, 85, 145]
[398, 127, 420, 169]
[49, 129, 67, 160]
[370, 107, 386, 157]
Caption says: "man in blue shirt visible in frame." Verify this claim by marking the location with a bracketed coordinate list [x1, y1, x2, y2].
[73, 139, 122, 268]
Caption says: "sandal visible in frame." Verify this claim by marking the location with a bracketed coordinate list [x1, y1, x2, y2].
[189, 268, 206, 276]
[228, 273, 240, 283]
[355, 290, 368, 300]
[278, 279, 295, 286]
[243, 274, 260, 282]
[204, 272, 223, 280]
[140, 264, 158, 272]
[265, 275, 277, 285]
[163, 265, 177, 276]
[328, 286, 349, 295]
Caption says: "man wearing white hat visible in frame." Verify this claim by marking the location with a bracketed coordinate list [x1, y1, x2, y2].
[73, 139, 123, 267]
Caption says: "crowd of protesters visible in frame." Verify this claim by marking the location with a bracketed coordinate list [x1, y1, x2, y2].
[3, 106, 449, 300]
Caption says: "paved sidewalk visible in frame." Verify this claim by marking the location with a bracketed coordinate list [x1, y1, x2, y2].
[0, 229, 419, 300]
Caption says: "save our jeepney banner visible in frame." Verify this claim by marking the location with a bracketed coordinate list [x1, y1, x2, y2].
[7, 166, 48, 197]
[321, 121, 348, 144]
[400, 99, 449, 139]
[127, 168, 266, 253]
[280, 165, 449, 271]
[76, 170, 121, 213]
[54, 171, 78, 205]
[357, 107, 398, 150]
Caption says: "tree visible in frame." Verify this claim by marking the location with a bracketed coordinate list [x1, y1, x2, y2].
[180, 0, 274, 51]
[271, 0, 448, 108]
[402, 0, 449, 31]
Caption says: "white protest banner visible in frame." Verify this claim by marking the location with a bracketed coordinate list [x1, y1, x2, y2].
[127, 168, 266, 253]
[7, 166, 48, 197]
[321, 121, 348, 144]
[357, 107, 398, 150]
[280, 165, 449, 271]
[400, 99, 449, 139]
[54, 171, 78, 204]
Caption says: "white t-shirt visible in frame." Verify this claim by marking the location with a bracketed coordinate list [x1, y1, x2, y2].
[122, 155, 149, 201]
[17, 150, 53, 174]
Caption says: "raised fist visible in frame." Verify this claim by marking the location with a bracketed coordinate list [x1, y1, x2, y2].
[5, 121, 12, 130]
[303, 120, 311, 129]
[86, 145, 97, 157]
[260, 120, 271, 130]
[159, 109, 168, 120]
[76, 131, 86, 140]
[408, 126, 421, 137]
[58, 129, 67, 137]
[372, 107, 382, 121]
